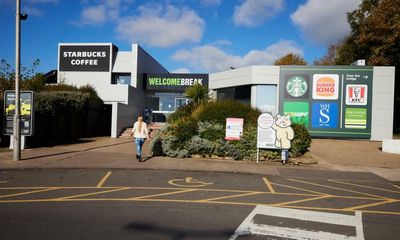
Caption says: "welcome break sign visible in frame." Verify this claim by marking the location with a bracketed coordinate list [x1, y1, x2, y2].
[279, 66, 373, 139]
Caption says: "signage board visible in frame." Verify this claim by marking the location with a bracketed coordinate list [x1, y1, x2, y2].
[257, 113, 277, 149]
[59, 45, 111, 72]
[145, 73, 209, 91]
[225, 118, 243, 140]
[3, 91, 34, 136]
[279, 66, 373, 139]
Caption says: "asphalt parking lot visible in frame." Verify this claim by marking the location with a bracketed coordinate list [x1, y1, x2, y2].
[0, 169, 399, 239]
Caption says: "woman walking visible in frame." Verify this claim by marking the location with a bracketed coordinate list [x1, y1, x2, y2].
[130, 114, 149, 162]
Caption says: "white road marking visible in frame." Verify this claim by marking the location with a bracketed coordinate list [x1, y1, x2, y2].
[230, 205, 365, 240]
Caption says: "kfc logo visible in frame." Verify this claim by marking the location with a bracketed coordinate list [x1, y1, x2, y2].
[346, 85, 368, 105]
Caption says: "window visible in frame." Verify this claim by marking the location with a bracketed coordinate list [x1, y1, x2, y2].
[256, 85, 276, 114]
[112, 73, 131, 85]
[217, 85, 251, 105]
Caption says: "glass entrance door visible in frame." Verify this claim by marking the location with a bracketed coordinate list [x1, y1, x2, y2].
[175, 97, 188, 109]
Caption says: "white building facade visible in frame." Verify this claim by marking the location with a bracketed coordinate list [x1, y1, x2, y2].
[58, 43, 395, 141]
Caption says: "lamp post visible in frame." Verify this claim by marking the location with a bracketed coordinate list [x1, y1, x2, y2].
[14, 0, 28, 161]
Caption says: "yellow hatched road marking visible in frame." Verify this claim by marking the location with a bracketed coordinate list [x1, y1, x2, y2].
[56, 187, 130, 200]
[130, 189, 198, 200]
[262, 177, 276, 193]
[0, 187, 60, 199]
[96, 171, 112, 188]
[344, 199, 399, 211]
[275, 195, 332, 207]
[329, 179, 400, 194]
[0, 196, 399, 215]
[288, 178, 390, 200]
[198, 192, 262, 202]
[271, 182, 328, 196]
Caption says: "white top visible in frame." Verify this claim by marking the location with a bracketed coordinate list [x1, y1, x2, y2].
[131, 121, 149, 139]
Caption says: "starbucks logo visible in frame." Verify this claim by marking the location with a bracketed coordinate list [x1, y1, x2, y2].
[286, 76, 308, 97]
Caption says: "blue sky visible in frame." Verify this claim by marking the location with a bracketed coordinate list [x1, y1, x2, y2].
[0, 0, 361, 74]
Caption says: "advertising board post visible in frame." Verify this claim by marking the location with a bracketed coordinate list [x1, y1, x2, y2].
[256, 113, 294, 163]
[3, 91, 35, 150]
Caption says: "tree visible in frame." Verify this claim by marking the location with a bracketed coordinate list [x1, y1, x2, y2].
[334, 0, 400, 132]
[314, 44, 339, 65]
[274, 53, 307, 65]
[184, 82, 209, 106]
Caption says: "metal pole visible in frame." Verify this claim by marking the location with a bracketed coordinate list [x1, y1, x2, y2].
[14, 0, 21, 161]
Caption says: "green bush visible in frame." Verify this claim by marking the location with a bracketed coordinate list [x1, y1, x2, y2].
[170, 117, 198, 148]
[35, 91, 90, 115]
[43, 84, 79, 92]
[185, 136, 213, 157]
[79, 84, 102, 101]
[167, 103, 196, 123]
[290, 123, 312, 157]
[198, 121, 224, 141]
[192, 100, 260, 127]
[150, 99, 312, 160]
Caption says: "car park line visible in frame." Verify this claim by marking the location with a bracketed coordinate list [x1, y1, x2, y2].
[262, 177, 276, 193]
[96, 171, 112, 188]
[287, 178, 390, 200]
[0, 187, 60, 199]
[329, 179, 400, 194]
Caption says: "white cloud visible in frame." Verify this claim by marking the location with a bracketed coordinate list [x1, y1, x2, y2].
[23, 6, 44, 16]
[172, 40, 303, 72]
[233, 0, 284, 27]
[200, 0, 222, 7]
[116, 4, 205, 47]
[80, 5, 107, 25]
[291, 0, 361, 45]
[72, 0, 132, 26]
[171, 68, 191, 73]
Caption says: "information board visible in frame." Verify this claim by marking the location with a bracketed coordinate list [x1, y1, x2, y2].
[225, 118, 244, 140]
[279, 66, 373, 139]
[3, 91, 34, 136]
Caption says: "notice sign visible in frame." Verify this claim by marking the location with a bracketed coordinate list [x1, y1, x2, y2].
[59, 45, 110, 72]
[225, 118, 243, 140]
[345, 108, 367, 129]
[257, 113, 276, 149]
[3, 91, 34, 136]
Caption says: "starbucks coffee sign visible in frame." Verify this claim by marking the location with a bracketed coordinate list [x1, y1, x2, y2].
[284, 74, 309, 99]
[59, 45, 111, 72]
[286, 76, 308, 97]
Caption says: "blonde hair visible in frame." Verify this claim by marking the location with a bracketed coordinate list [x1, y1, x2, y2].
[138, 115, 143, 134]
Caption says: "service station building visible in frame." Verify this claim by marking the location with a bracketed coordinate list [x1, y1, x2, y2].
[58, 43, 395, 141]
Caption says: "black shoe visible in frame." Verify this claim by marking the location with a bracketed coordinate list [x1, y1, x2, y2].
[138, 156, 142, 162]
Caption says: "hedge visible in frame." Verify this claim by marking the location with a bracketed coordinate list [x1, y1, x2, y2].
[151, 100, 312, 160]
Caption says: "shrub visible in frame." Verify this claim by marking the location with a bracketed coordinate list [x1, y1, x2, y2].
[290, 123, 312, 157]
[192, 99, 260, 127]
[170, 117, 198, 148]
[212, 139, 232, 157]
[167, 103, 196, 123]
[185, 136, 213, 157]
[43, 84, 78, 92]
[149, 135, 163, 156]
[79, 84, 102, 101]
[198, 121, 224, 141]
[35, 91, 90, 115]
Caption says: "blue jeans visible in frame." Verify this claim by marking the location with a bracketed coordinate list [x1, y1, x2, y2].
[134, 138, 145, 157]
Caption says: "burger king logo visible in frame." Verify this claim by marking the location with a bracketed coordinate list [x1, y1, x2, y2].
[312, 74, 339, 100]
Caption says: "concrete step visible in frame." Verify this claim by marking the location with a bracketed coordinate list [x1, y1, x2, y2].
[119, 123, 166, 138]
